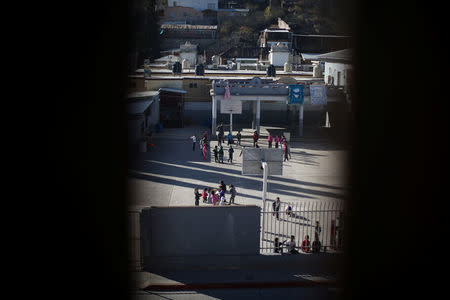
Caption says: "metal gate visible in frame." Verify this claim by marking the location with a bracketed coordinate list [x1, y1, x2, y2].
[260, 200, 346, 254]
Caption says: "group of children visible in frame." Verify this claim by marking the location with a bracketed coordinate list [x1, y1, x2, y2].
[267, 134, 291, 161]
[189, 131, 209, 160]
[274, 221, 322, 254]
[190, 128, 292, 163]
[194, 181, 237, 206]
[274, 234, 320, 254]
[213, 145, 234, 163]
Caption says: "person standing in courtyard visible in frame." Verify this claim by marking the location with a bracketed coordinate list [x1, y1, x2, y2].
[218, 145, 224, 163]
[207, 188, 213, 204]
[229, 184, 236, 205]
[227, 131, 233, 146]
[219, 194, 226, 205]
[213, 145, 218, 162]
[253, 131, 259, 147]
[272, 197, 281, 219]
[194, 187, 200, 206]
[236, 130, 241, 146]
[228, 145, 234, 163]
[312, 221, 322, 253]
[202, 188, 208, 203]
[219, 180, 226, 194]
[217, 122, 224, 146]
[202, 142, 207, 160]
[274, 135, 280, 148]
[314, 221, 322, 242]
[212, 191, 218, 205]
[267, 134, 273, 148]
[189, 134, 197, 151]
[284, 141, 290, 162]
[217, 131, 223, 146]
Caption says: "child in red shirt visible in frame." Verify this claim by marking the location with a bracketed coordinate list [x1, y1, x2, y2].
[301, 235, 311, 253]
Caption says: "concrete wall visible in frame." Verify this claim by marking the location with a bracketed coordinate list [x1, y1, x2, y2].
[146, 78, 184, 91]
[269, 51, 290, 67]
[140, 206, 260, 264]
[182, 78, 211, 102]
[128, 76, 147, 92]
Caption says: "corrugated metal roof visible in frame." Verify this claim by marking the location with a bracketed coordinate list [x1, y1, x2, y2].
[158, 87, 187, 94]
[317, 49, 353, 63]
[127, 91, 159, 98]
[301, 53, 322, 60]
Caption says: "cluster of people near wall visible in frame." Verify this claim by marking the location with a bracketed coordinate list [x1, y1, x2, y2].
[272, 197, 325, 254]
[194, 181, 237, 206]
[274, 234, 322, 255]
[189, 123, 292, 163]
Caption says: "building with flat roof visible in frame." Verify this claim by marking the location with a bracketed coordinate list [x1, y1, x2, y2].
[128, 61, 351, 134]
[127, 91, 160, 151]
[167, 0, 218, 11]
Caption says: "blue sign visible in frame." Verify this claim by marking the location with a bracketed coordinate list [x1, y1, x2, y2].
[289, 85, 304, 104]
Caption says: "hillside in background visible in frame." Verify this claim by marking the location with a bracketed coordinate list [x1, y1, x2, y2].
[129, 0, 352, 66]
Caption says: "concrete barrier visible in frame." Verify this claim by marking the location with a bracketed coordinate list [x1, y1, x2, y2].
[140, 206, 261, 268]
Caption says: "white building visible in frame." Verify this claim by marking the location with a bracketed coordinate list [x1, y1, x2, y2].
[179, 41, 198, 66]
[317, 49, 352, 90]
[268, 42, 291, 67]
[168, 0, 218, 10]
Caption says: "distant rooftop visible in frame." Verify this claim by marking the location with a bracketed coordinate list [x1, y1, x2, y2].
[217, 8, 249, 12]
[293, 34, 352, 38]
[300, 53, 322, 61]
[127, 91, 159, 99]
[317, 49, 353, 63]
[158, 87, 187, 94]
[160, 24, 217, 30]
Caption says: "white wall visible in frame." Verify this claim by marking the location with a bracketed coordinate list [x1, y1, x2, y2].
[324, 62, 352, 87]
[269, 51, 290, 67]
[168, 0, 217, 10]
[180, 52, 197, 66]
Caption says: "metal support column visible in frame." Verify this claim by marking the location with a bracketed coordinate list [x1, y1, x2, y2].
[252, 101, 256, 129]
[229, 112, 233, 134]
[256, 100, 261, 134]
[261, 161, 268, 249]
[298, 104, 304, 136]
[212, 96, 217, 137]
